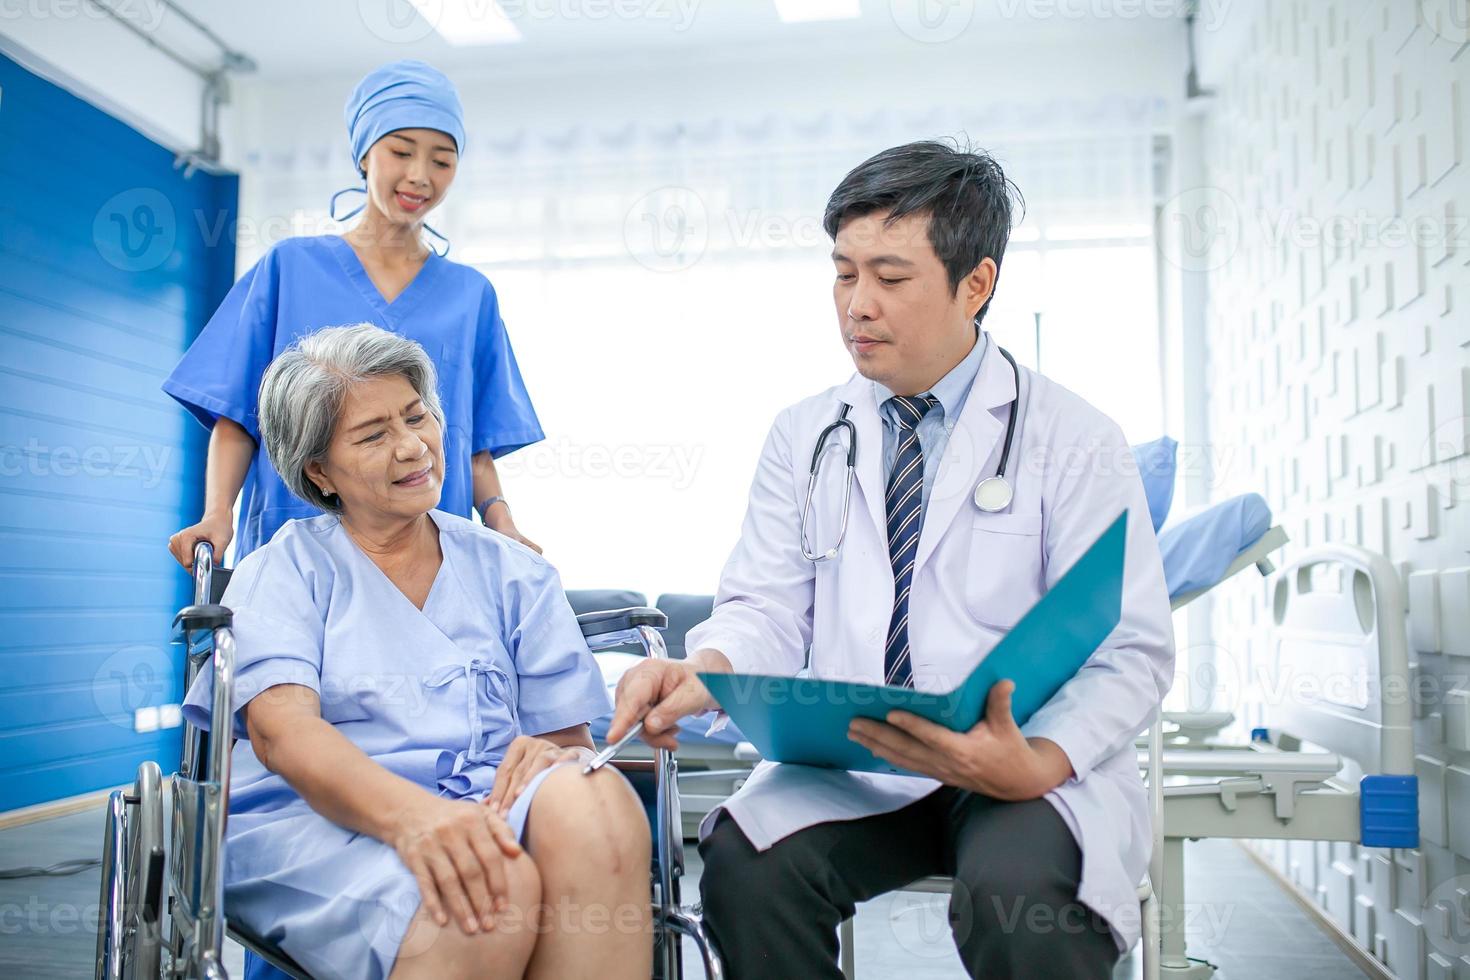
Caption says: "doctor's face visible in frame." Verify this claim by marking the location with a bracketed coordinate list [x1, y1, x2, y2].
[359, 128, 458, 230]
[307, 373, 445, 524]
[832, 210, 994, 396]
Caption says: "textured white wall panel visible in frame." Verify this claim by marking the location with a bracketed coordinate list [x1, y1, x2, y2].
[1195, 0, 1470, 974]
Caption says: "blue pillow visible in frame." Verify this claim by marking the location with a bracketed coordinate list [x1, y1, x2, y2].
[1131, 436, 1177, 532]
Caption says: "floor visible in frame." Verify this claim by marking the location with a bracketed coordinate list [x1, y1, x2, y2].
[0, 804, 1365, 979]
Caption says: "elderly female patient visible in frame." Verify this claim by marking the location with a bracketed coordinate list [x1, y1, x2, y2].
[182, 323, 651, 980]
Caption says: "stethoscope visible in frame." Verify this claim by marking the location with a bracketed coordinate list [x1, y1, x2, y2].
[799, 346, 1022, 563]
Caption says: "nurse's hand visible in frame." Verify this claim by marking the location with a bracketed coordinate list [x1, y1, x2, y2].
[608, 658, 718, 752]
[168, 511, 233, 569]
[390, 795, 524, 935]
[847, 680, 1075, 801]
[485, 512, 543, 555]
[484, 735, 590, 816]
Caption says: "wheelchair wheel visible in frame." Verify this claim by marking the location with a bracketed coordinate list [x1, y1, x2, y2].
[123, 762, 165, 980]
[96, 762, 166, 980]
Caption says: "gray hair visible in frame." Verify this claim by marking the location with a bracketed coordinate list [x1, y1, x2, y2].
[257, 323, 445, 513]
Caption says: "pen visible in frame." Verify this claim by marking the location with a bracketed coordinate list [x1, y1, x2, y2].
[583, 720, 645, 774]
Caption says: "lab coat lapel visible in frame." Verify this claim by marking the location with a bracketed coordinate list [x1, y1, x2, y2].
[913, 336, 1014, 574]
[835, 375, 889, 547]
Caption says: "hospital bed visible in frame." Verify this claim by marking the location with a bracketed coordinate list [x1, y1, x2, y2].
[1144, 541, 1417, 978]
[94, 545, 724, 980]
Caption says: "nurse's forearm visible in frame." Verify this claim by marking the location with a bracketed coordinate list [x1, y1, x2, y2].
[471, 451, 505, 519]
[202, 418, 256, 519]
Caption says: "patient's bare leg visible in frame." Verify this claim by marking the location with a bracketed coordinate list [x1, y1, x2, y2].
[387, 850, 541, 980]
[522, 765, 653, 980]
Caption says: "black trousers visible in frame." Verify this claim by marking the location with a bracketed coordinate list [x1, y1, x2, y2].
[698, 789, 1118, 980]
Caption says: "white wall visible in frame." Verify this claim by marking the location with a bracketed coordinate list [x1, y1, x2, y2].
[222, 32, 1185, 596]
[1193, 2, 1470, 976]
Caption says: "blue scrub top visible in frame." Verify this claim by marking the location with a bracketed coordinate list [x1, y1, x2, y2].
[163, 235, 544, 558]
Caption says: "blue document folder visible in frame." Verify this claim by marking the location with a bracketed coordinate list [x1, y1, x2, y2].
[699, 510, 1128, 776]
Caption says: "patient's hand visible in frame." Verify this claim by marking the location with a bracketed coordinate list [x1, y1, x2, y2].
[388, 795, 523, 936]
[847, 680, 1075, 801]
[484, 735, 589, 817]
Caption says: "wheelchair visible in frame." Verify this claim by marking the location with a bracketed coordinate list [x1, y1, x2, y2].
[95, 542, 724, 980]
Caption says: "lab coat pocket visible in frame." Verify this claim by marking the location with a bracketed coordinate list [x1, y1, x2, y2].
[964, 512, 1045, 631]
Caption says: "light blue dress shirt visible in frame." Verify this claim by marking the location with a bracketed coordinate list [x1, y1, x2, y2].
[875, 329, 987, 517]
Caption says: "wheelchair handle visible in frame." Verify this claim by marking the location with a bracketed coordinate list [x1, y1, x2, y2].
[193, 541, 214, 606]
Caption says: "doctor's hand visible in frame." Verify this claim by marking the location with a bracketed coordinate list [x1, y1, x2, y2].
[608, 657, 720, 752]
[847, 680, 1075, 802]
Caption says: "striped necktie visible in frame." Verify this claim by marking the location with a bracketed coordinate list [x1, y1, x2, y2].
[883, 394, 938, 688]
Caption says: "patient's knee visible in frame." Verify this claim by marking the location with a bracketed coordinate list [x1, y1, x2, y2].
[391, 854, 542, 978]
[528, 765, 650, 877]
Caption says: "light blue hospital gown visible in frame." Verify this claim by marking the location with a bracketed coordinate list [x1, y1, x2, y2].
[182, 509, 610, 980]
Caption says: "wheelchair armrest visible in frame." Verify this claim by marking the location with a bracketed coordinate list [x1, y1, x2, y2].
[608, 758, 656, 775]
[171, 604, 233, 642]
[577, 606, 667, 639]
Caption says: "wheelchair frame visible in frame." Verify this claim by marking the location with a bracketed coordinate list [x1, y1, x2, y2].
[95, 542, 724, 980]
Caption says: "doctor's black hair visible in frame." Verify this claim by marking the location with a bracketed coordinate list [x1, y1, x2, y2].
[822, 139, 1024, 325]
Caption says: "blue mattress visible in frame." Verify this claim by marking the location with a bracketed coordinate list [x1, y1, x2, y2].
[1158, 492, 1273, 598]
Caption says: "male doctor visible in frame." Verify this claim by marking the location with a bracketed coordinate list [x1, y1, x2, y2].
[608, 141, 1174, 978]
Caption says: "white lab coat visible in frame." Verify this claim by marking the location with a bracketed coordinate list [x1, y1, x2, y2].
[685, 332, 1174, 951]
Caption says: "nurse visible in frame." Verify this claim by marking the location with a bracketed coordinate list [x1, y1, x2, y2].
[607, 142, 1175, 978]
[165, 59, 543, 568]
[184, 324, 652, 980]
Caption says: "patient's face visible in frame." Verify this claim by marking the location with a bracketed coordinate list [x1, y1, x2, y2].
[831, 210, 983, 396]
[311, 373, 444, 523]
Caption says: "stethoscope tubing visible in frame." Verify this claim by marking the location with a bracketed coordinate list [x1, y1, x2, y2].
[800, 345, 1022, 562]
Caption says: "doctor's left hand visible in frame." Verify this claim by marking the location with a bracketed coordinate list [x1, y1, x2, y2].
[847, 680, 1075, 802]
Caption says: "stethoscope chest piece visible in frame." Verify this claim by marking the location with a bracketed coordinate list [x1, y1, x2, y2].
[973, 475, 1013, 513]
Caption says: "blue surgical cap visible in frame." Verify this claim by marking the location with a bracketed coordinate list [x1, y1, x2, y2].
[344, 60, 465, 176]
